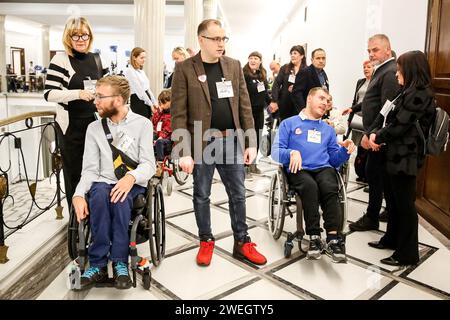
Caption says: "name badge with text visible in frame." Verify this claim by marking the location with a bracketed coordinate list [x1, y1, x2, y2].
[216, 80, 234, 99]
[112, 131, 135, 153]
[83, 79, 97, 92]
[257, 81, 266, 93]
[307, 130, 321, 144]
[157, 121, 163, 132]
[288, 74, 296, 84]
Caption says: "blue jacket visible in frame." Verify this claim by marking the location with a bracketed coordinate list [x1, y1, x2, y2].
[271, 113, 349, 172]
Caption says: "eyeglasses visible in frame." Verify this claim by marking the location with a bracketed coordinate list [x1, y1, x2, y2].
[201, 35, 229, 43]
[71, 34, 90, 41]
[94, 94, 119, 101]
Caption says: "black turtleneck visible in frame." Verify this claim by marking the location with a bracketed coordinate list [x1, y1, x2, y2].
[67, 50, 102, 118]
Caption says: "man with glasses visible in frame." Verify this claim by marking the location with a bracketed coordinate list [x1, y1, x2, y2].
[72, 75, 155, 290]
[171, 19, 267, 267]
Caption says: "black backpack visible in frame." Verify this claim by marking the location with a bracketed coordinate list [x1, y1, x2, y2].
[416, 107, 449, 156]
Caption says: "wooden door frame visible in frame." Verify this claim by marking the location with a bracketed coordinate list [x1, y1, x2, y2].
[10, 47, 25, 76]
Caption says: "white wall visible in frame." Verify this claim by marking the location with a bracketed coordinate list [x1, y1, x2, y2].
[271, 0, 428, 109]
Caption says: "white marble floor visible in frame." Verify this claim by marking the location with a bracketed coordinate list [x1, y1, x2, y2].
[10, 157, 449, 300]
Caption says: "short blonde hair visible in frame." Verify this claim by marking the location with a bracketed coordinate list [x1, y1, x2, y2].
[172, 47, 190, 60]
[130, 47, 145, 70]
[96, 75, 130, 103]
[62, 17, 94, 56]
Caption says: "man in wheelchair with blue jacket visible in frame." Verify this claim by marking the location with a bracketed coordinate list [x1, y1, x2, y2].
[272, 87, 355, 263]
[72, 75, 155, 290]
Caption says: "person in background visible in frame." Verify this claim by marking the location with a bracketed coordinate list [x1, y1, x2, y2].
[124, 47, 158, 118]
[152, 89, 173, 163]
[243, 51, 271, 175]
[323, 94, 347, 135]
[367, 51, 435, 267]
[44, 16, 108, 206]
[269, 45, 307, 122]
[186, 47, 196, 57]
[269, 60, 281, 81]
[165, 47, 190, 88]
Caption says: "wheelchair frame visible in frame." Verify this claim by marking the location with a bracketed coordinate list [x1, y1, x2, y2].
[67, 177, 166, 290]
[268, 165, 348, 258]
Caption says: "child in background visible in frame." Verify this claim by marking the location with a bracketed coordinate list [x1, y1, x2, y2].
[152, 89, 172, 162]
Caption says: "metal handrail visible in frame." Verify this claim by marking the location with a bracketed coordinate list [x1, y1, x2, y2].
[0, 111, 56, 127]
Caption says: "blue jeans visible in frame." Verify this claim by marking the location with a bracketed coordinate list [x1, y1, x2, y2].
[87, 182, 146, 268]
[193, 137, 249, 242]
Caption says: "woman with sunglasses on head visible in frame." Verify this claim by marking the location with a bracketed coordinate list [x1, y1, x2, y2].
[44, 17, 108, 206]
[367, 51, 436, 266]
[124, 47, 158, 118]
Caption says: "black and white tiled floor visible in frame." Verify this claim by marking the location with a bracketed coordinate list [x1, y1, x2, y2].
[31, 157, 450, 300]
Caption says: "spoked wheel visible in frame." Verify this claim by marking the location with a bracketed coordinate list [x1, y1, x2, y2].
[67, 206, 91, 261]
[148, 183, 166, 266]
[172, 159, 189, 185]
[268, 170, 286, 240]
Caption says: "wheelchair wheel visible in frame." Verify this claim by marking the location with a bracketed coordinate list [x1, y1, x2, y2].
[148, 183, 166, 266]
[336, 172, 348, 232]
[67, 206, 91, 261]
[172, 159, 189, 185]
[142, 267, 151, 290]
[268, 169, 286, 240]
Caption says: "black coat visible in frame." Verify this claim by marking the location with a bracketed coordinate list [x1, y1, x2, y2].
[292, 64, 329, 110]
[271, 64, 298, 121]
[352, 78, 367, 107]
[352, 59, 400, 132]
[244, 72, 270, 112]
[371, 86, 436, 176]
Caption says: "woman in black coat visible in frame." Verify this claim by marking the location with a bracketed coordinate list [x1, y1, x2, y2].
[243, 51, 271, 174]
[368, 51, 436, 266]
[269, 45, 306, 122]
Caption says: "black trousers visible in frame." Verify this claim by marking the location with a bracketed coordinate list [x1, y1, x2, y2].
[288, 167, 341, 235]
[365, 148, 393, 221]
[252, 108, 264, 152]
[380, 173, 419, 264]
[61, 116, 95, 208]
[130, 94, 151, 119]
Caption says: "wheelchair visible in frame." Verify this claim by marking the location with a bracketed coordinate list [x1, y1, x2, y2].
[154, 140, 190, 196]
[67, 177, 166, 290]
[268, 165, 348, 258]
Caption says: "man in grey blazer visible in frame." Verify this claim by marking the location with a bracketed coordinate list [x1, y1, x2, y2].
[171, 19, 267, 267]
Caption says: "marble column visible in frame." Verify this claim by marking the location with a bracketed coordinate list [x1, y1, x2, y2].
[184, 0, 203, 54]
[134, 0, 165, 100]
[0, 15, 7, 93]
[41, 25, 50, 69]
[203, 0, 218, 20]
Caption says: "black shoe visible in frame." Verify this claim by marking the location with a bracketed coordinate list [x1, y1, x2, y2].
[349, 215, 379, 232]
[325, 236, 347, 263]
[79, 266, 108, 290]
[368, 241, 395, 250]
[113, 262, 132, 289]
[306, 235, 324, 260]
[363, 186, 369, 193]
[379, 209, 389, 222]
[380, 256, 402, 266]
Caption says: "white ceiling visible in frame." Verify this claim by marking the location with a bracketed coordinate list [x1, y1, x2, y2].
[0, 0, 301, 39]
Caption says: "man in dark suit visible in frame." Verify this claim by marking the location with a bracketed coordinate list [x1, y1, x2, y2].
[292, 48, 329, 111]
[171, 19, 267, 267]
[342, 34, 400, 232]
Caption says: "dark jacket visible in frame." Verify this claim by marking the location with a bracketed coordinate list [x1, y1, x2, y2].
[292, 64, 329, 111]
[352, 58, 400, 132]
[271, 64, 298, 121]
[371, 86, 436, 176]
[244, 71, 270, 112]
[352, 78, 367, 107]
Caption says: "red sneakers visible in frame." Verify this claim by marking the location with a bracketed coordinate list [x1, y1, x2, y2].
[233, 241, 267, 265]
[196, 240, 215, 266]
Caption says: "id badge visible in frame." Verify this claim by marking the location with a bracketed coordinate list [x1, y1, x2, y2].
[307, 130, 321, 144]
[157, 121, 163, 132]
[83, 79, 96, 92]
[112, 131, 134, 153]
[380, 99, 395, 117]
[288, 74, 296, 84]
[257, 81, 266, 93]
[216, 80, 234, 98]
